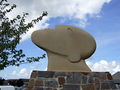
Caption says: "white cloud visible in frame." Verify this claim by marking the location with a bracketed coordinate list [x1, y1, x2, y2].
[11, 68, 30, 79]
[8, 0, 112, 41]
[10, 67, 47, 79]
[32, 0, 111, 19]
[31, 0, 111, 27]
[5, 60, 119, 79]
[19, 68, 27, 74]
[44, 68, 47, 71]
[87, 60, 120, 74]
[9, 60, 48, 79]
[20, 16, 49, 42]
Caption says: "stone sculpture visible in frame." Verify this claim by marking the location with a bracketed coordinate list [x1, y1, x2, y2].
[31, 25, 96, 72]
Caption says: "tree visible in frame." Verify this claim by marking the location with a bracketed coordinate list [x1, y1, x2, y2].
[0, 0, 47, 70]
[8, 80, 17, 86]
[16, 79, 24, 87]
[0, 77, 5, 85]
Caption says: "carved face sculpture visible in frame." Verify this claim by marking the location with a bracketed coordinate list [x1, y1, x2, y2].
[31, 25, 96, 63]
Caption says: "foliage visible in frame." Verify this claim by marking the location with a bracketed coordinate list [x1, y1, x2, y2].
[0, 0, 47, 70]
[8, 79, 24, 87]
[16, 79, 24, 87]
[0, 78, 5, 85]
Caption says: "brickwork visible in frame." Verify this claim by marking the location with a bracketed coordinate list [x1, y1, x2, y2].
[26, 71, 120, 90]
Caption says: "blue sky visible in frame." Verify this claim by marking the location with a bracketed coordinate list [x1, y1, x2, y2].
[0, 0, 120, 79]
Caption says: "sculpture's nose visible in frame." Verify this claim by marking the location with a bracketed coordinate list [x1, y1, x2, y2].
[31, 30, 43, 43]
[31, 31, 38, 43]
[31, 30, 48, 46]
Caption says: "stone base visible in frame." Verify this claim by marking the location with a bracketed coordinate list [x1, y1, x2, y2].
[26, 71, 119, 90]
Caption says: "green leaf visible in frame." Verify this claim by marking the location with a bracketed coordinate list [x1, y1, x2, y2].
[0, 0, 47, 70]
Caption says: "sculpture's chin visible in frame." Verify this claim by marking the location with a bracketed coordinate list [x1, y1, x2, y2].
[47, 51, 91, 72]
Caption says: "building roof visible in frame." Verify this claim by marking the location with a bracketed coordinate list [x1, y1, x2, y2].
[113, 72, 120, 80]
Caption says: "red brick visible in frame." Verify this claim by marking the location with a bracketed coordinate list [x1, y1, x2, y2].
[58, 77, 65, 85]
[106, 72, 113, 80]
[34, 80, 44, 86]
[82, 83, 95, 90]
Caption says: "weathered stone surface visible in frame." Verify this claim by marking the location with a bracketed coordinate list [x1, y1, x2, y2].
[32, 87, 44, 90]
[94, 78, 100, 83]
[101, 80, 118, 89]
[45, 79, 58, 88]
[87, 76, 94, 83]
[28, 79, 35, 88]
[37, 71, 55, 78]
[66, 72, 81, 84]
[54, 72, 68, 77]
[34, 80, 44, 86]
[81, 75, 87, 84]
[44, 88, 53, 90]
[58, 77, 65, 85]
[81, 72, 90, 75]
[81, 84, 95, 90]
[31, 71, 38, 78]
[27, 71, 119, 90]
[91, 72, 107, 80]
[63, 85, 80, 90]
[94, 82, 100, 90]
[106, 72, 113, 80]
[101, 82, 110, 89]
[26, 87, 33, 90]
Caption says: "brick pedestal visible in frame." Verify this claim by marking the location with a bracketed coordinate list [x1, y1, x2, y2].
[26, 71, 119, 90]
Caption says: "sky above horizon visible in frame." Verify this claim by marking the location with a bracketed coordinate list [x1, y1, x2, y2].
[0, 0, 120, 79]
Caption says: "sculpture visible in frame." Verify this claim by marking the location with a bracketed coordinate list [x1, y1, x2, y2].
[31, 25, 96, 72]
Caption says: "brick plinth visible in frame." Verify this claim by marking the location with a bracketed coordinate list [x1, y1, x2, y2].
[26, 71, 119, 90]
